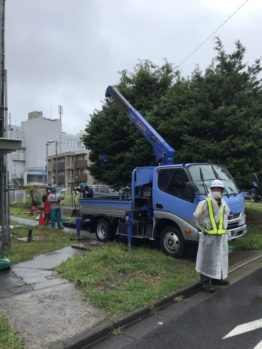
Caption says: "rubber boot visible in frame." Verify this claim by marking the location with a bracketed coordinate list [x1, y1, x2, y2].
[200, 274, 208, 285]
[212, 279, 230, 286]
[201, 275, 215, 293]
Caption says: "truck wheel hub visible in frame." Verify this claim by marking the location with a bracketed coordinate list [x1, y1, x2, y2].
[165, 232, 180, 252]
[97, 224, 107, 238]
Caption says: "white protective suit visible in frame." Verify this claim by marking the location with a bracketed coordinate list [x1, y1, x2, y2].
[194, 193, 230, 280]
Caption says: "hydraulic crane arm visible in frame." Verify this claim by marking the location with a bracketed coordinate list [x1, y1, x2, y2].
[105, 86, 175, 165]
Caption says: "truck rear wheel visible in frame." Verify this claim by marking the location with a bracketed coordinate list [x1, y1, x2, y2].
[160, 226, 185, 257]
[95, 218, 112, 242]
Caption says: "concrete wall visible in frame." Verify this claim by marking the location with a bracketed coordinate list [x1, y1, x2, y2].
[7, 125, 25, 179]
[7, 113, 87, 185]
[22, 116, 61, 168]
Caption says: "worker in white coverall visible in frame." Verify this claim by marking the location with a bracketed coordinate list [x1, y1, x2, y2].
[194, 179, 230, 293]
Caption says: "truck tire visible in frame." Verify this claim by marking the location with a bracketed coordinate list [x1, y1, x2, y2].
[160, 226, 185, 257]
[95, 218, 112, 242]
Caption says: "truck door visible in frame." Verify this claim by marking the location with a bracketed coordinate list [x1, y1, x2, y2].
[153, 167, 197, 239]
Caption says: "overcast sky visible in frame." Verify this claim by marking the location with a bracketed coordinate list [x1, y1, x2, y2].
[5, 0, 262, 134]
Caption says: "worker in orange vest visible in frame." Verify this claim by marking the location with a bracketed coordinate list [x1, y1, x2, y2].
[42, 187, 51, 225]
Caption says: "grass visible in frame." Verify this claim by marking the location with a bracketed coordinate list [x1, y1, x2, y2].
[56, 201, 261, 316]
[230, 202, 262, 251]
[7, 201, 261, 321]
[5, 226, 75, 264]
[10, 206, 40, 220]
[62, 193, 78, 207]
[10, 203, 74, 221]
[0, 315, 23, 349]
[57, 243, 198, 316]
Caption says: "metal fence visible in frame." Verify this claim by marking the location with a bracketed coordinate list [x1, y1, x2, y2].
[9, 189, 27, 204]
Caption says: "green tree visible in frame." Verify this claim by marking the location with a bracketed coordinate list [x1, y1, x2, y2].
[84, 61, 174, 188]
[153, 38, 262, 189]
[83, 40, 262, 189]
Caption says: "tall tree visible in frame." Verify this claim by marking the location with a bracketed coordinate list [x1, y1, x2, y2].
[83, 40, 262, 189]
[154, 38, 262, 189]
[84, 61, 174, 188]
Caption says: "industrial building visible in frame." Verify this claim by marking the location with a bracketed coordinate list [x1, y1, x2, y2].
[7, 110, 93, 187]
[47, 149, 95, 188]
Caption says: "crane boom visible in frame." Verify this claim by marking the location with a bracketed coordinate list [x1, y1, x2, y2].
[105, 86, 175, 165]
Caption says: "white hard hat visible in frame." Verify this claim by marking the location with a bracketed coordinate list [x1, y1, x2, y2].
[210, 179, 225, 189]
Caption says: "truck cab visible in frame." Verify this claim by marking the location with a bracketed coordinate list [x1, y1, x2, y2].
[129, 163, 246, 256]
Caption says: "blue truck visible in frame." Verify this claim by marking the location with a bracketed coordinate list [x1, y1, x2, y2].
[79, 86, 247, 257]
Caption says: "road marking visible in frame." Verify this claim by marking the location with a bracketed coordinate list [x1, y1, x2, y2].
[253, 340, 262, 349]
[223, 319, 262, 339]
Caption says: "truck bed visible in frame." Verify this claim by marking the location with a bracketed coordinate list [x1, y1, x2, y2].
[79, 197, 132, 218]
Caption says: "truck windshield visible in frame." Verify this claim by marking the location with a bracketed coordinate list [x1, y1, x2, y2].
[188, 164, 240, 195]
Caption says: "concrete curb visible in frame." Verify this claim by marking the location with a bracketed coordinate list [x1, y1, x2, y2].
[50, 250, 262, 349]
[228, 253, 262, 273]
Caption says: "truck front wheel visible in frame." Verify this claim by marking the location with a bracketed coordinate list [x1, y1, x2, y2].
[95, 218, 112, 242]
[160, 226, 185, 257]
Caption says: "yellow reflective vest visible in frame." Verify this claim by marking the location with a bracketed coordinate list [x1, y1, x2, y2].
[204, 198, 227, 235]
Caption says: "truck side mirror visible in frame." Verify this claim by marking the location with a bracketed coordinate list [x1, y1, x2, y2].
[186, 182, 196, 202]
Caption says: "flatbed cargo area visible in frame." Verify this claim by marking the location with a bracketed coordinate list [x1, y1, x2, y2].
[79, 198, 132, 218]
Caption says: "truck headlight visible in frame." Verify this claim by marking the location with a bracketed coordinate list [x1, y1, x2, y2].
[238, 213, 246, 226]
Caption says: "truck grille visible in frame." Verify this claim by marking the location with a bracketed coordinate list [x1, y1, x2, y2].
[228, 222, 240, 229]
[228, 212, 240, 220]
[228, 212, 242, 229]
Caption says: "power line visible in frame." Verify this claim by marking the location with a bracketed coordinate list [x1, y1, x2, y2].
[175, 0, 251, 69]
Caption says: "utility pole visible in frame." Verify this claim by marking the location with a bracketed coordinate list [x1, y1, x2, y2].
[0, 0, 5, 138]
[0, 0, 21, 269]
[58, 105, 63, 121]
[46, 140, 58, 185]
[55, 140, 58, 185]
[0, 0, 9, 264]
[58, 105, 63, 153]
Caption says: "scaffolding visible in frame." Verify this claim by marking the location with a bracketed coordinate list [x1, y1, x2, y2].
[0, 0, 21, 261]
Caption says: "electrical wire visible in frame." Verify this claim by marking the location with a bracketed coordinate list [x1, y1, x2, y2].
[175, 0, 251, 69]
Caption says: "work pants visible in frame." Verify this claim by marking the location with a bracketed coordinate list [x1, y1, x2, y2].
[50, 208, 62, 228]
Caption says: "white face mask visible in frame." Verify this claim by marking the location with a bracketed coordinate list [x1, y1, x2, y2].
[212, 191, 222, 200]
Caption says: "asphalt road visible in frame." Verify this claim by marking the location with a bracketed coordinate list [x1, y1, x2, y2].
[92, 268, 262, 349]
